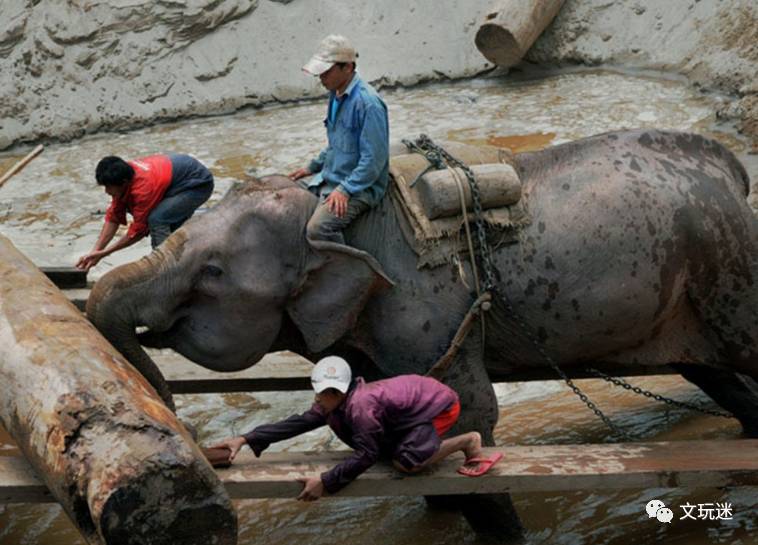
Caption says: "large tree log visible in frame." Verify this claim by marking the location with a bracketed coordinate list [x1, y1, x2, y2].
[475, 0, 565, 67]
[0, 235, 237, 545]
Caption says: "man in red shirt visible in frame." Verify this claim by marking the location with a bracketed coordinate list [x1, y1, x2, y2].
[76, 153, 213, 271]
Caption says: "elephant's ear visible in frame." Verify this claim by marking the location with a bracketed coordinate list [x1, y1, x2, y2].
[286, 240, 394, 353]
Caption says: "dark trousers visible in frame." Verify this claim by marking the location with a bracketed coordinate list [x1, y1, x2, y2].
[148, 183, 213, 248]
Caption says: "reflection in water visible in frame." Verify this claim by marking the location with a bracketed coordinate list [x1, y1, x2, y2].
[1, 69, 756, 544]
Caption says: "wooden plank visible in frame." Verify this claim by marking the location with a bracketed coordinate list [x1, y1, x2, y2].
[4, 440, 758, 503]
[0, 456, 54, 503]
[41, 266, 88, 289]
[168, 377, 312, 394]
[221, 440, 758, 498]
[63, 287, 89, 311]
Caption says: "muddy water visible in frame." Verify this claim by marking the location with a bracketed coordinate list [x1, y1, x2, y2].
[1, 69, 756, 544]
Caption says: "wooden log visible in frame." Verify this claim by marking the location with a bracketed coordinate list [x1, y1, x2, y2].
[417, 163, 521, 220]
[0, 235, 237, 545]
[0, 145, 43, 190]
[5, 440, 758, 503]
[475, 0, 566, 67]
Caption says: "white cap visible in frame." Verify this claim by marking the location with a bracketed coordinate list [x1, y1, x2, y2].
[311, 356, 352, 393]
[302, 34, 358, 76]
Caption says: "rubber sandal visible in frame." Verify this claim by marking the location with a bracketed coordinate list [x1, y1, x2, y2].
[457, 452, 503, 477]
[202, 446, 232, 469]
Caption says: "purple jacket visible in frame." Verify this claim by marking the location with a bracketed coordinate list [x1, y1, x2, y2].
[243, 374, 458, 493]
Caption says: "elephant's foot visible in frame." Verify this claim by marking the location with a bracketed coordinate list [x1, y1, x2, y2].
[425, 494, 524, 543]
[674, 364, 758, 437]
[461, 494, 525, 543]
[427, 329, 524, 540]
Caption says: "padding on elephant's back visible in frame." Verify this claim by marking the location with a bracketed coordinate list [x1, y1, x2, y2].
[388, 140, 530, 268]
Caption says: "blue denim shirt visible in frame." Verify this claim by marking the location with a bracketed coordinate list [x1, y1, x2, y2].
[307, 73, 389, 206]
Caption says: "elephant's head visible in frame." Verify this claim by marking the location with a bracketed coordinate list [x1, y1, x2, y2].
[87, 176, 392, 407]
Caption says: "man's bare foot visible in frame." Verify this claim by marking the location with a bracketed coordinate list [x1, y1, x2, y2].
[462, 431, 483, 460]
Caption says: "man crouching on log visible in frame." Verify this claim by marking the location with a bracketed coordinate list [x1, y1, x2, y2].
[209, 356, 502, 500]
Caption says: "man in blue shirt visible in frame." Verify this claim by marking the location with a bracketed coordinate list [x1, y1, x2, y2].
[289, 35, 389, 244]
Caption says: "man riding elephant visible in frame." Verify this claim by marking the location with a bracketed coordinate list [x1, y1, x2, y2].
[288, 34, 389, 244]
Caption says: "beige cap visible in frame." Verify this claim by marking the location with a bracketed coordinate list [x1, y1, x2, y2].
[302, 34, 358, 76]
[311, 356, 352, 393]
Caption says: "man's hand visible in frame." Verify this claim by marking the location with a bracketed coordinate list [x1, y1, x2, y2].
[324, 190, 349, 218]
[209, 436, 247, 462]
[289, 167, 311, 181]
[76, 250, 106, 271]
[296, 476, 325, 501]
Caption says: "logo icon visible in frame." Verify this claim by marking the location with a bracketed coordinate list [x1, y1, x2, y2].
[646, 499, 673, 523]
[656, 507, 673, 523]
[646, 499, 666, 518]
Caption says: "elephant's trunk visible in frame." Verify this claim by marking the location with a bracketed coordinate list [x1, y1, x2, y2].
[87, 234, 187, 411]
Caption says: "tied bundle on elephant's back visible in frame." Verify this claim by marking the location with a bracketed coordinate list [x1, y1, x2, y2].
[417, 163, 521, 220]
[388, 140, 530, 269]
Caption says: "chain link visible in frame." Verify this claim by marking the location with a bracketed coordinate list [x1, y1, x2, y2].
[586, 368, 733, 418]
[403, 134, 498, 290]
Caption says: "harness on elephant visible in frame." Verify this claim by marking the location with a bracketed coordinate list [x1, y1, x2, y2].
[403, 135, 731, 441]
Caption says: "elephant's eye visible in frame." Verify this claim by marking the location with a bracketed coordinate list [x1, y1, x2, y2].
[203, 264, 223, 278]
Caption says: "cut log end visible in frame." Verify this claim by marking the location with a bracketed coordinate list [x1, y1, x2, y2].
[475, 24, 522, 67]
[98, 463, 238, 545]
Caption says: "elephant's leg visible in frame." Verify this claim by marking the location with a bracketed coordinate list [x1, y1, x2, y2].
[673, 364, 758, 437]
[427, 329, 524, 542]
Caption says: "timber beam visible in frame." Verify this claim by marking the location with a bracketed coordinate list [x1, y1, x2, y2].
[4, 440, 758, 503]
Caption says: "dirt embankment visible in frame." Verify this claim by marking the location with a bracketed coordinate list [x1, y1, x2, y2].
[1, 0, 755, 153]
[0, 0, 494, 151]
[526, 0, 758, 149]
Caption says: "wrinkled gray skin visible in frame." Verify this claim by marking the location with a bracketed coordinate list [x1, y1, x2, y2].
[88, 129, 758, 535]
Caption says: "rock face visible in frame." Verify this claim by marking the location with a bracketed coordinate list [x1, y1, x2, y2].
[0, 0, 495, 150]
[526, 0, 758, 146]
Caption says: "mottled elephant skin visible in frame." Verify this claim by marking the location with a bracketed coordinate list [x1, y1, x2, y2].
[87, 129, 758, 435]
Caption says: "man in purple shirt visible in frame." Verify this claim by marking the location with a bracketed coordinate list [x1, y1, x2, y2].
[209, 356, 502, 500]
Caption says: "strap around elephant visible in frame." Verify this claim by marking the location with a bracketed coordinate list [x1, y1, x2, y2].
[426, 292, 492, 380]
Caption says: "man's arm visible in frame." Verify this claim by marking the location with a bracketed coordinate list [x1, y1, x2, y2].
[297, 432, 381, 501]
[242, 406, 326, 457]
[308, 148, 328, 174]
[298, 413, 383, 502]
[76, 221, 143, 271]
[338, 103, 389, 196]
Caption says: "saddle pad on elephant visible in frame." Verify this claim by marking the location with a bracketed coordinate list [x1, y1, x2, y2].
[388, 140, 530, 269]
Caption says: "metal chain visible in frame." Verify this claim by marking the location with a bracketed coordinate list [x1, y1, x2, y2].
[403, 134, 629, 440]
[403, 134, 498, 290]
[586, 368, 733, 418]
[495, 296, 630, 440]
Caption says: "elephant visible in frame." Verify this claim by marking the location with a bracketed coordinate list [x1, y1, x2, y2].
[87, 129, 758, 537]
